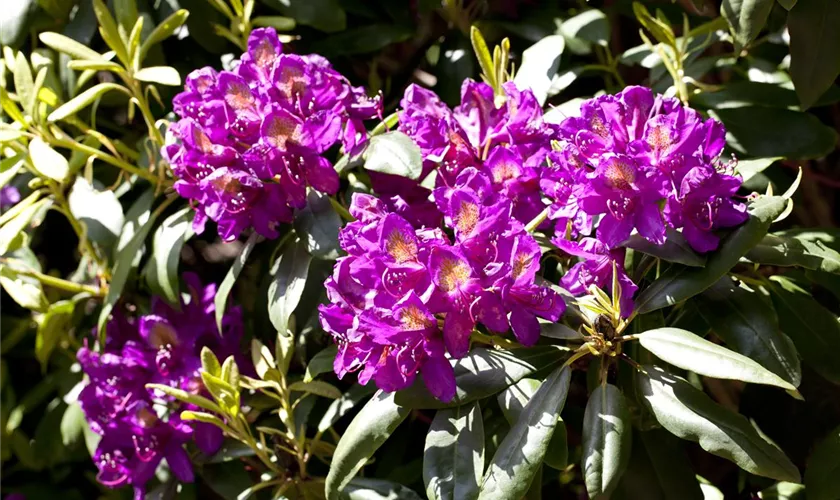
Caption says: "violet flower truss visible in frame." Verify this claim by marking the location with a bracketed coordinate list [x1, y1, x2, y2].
[77, 273, 245, 499]
[163, 28, 382, 241]
[320, 84, 749, 401]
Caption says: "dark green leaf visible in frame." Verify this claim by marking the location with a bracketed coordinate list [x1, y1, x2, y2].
[736, 157, 782, 184]
[294, 190, 342, 260]
[363, 131, 423, 180]
[636, 195, 786, 314]
[263, 0, 346, 32]
[769, 277, 840, 385]
[691, 81, 840, 110]
[696, 277, 800, 386]
[311, 24, 412, 56]
[394, 346, 572, 410]
[637, 365, 800, 482]
[268, 237, 311, 335]
[435, 34, 476, 106]
[560, 9, 609, 49]
[638, 327, 797, 390]
[305, 344, 338, 383]
[251, 16, 296, 31]
[214, 232, 259, 332]
[711, 107, 838, 159]
[423, 402, 485, 500]
[200, 460, 254, 500]
[343, 478, 423, 500]
[805, 424, 840, 500]
[317, 383, 377, 434]
[513, 35, 565, 105]
[143, 207, 193, 305]
[745, 233, 840, 274]
[623, 228, 706, 267]
[788, 0, 840, 109]
[35, 300, 76, 371]
[496, 378, 567, 470]
[478, 365, 571, 499]
[582, 384, 632, 500]
[326, 391, 410, 500]
[721, 0, 774, 50]
[139, 9, 189, 62]
[633, 429, 703, 500]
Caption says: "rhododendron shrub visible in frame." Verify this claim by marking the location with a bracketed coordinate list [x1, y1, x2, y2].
[3, 1, 840, 500]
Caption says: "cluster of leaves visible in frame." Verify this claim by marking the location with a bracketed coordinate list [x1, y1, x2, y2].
[2, 0, 840, 500]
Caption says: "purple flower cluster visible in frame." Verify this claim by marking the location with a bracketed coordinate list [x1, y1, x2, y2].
[370, 80, 556, 227]
[78, 274, 244, 499]
[318, 181, 565, 402]
[164, 28, 382, 241]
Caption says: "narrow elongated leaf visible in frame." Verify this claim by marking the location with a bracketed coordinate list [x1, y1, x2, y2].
[0, 265, 48, 311]
[28, 137, 69, 182]
[513, 35, 565, 105]
[268, 237, 311, 335]
[424, 402, 485, 500]
[769, 277, 840, 385]
[92, 0, 129, 65]
[636, 195, 786, 314]
[139, 9, 189, 62]
[478, 365, 571, 499]
[746, 233, 840, 274]
[326, 391, 410, 500]
[144, 207, 193, 305]
[497, 378, 567, 470]
[696, 278, 800, 386]
[394, 346, 571, 409]
[583, 384, 632, 499]
[264, 0, 346, 32]
[304, 344, 338, 382]
[39, 32, 103, 60]
[14, 52, 34, 116]
[363, 131, 423, 180]
[317, 383, 377, 434]
[0, 198, 49, 254]
[67, 177, 125, 249]
[251, 16, 296, 31]
[805, 424, 840, 500]
[288, 380, 342, 399]
[721, 0, 774, 50]
[294, 190, 342, 260]
[623, 228, 706, 267]
[638, 327, 797, 391]
[637, 365, 800, 482]
[470, 26, 496, 90]
[343, 478, 423, 500]
[47, 83, 127, 122]
[215, 233, 259, 332]
[634, 429, 704, 500]
[788, 0, 840, 109]
[134, 66, 181, 86]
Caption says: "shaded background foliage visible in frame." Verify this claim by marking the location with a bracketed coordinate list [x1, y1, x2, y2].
[1, 0, 840, 499]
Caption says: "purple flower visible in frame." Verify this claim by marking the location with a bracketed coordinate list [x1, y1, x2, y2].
[165, 28, 382, 242]
[0, 185, 20, 210]
[78, 273, 246, 498]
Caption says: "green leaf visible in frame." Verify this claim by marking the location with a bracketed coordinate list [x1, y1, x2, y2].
[635, 195, 786, 314]
[214, 232, 259, 333]
[28, 137, 69, 182]
[0, 153, 24, 190]
[0, 265, 48, 311]
[47, 82, 127, 122]
[769, 277, 840, 385]
[92, 0, 130, 65]
[268, 237, 311, 335]
[788, 0, 840, 109]
[201, 346, 222, 377]
[478, 365, 571, 499]
[288, 380, 342, 399]
[696, 278, 800, 387]
[143, 206, 193, 305]
[470, 26, 496, 91]
[496, 378, 567, 470]
[710, 107, 838, 159]
[251, 15, 296, 31]
[617, 429, 704, 500]
[637, 365, 800, 482]
[435, 34, 476, 105]
[326, 391, 410, 500]
[294, 190, 342, 260]
[394, 345, 572, 410]
[363, 131, 423, 180]
[513, 35, 565, 106]
[560, 9, 609, 52]
[264, 0, 346, 32]
[14, 52, 34, 116]
[39, 32, 103, 60]
[311, 24, 412, 56]
[759, 482, 805, 500]
[304, 344, 338, 383]
[134, 66, 181, 86]
[139, 9, 189, 62]
[582, 384, 632, 500]
[721, 0, 774, 50]
[745, 233, 840, 274]
[424, 402, 484, 500]
[638, 327, 797, 391]
[777, 0, 798, 9]
[624, 228, 706, 267]
[805, 424, 840, 500]
[735, 157, 782, 184]
[632, 2, 675, 47]
[66, 60, 123, 72]
[317, 383, 377, 434]
[35, 299, 76, 371]
[691, 81, 840, 110]
[342, 478, 423, 500]
[67, 176, 125, 249]
[0, 198, 49, 255]
[0, 0, 36, 48]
